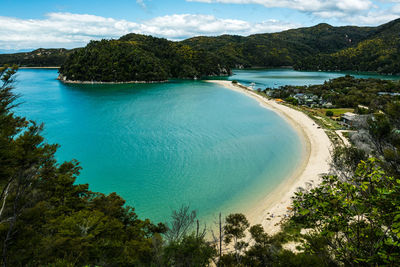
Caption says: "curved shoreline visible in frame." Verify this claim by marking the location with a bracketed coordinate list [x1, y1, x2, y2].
[206, 80, 332, 234]
[57, 77, 169, 84]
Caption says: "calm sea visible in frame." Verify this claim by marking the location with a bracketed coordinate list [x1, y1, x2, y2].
[13, 68, 399, 223]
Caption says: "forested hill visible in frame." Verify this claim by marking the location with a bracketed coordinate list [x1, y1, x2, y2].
[58, 34, 231, 82]
[295, 18, 400, 74]
[0, 48, 77, 67]
[2, 18, 400, 81]
[57, 23, 378, 82]
[182, 23, 373, 68]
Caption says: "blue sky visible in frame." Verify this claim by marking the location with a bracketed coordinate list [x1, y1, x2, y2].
[1, 0, 399, 51]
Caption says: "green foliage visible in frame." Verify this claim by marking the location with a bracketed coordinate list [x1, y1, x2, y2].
[163, 234, 217, 267]
[0, 66, 166, 266]
[182, 23, 372, 69]
[325, 110, 334, 117]
[291, 158, 400, 265]
[296, 19, 400, 74]
[332, 146, 368, 177]
[57, 18, 400, 80]
[164, 205, 198, 243]
[4, 18, 400, 76]
[285, 96, 299, 105]
[161, 206, 216, 266]
[224, 213, 250, 245]
[243, 224, 276, 266]
[59, 37, 231, 82]
[367, 103, 400, 177]
[0, 48, 76, 67]
[266, 75, 400, 111]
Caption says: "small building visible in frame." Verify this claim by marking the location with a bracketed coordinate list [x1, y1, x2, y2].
[341, 112, 358, 127]
[378, 92, 400, 96]
[341, 112, 370, 128]
[293, 93, 321, 107]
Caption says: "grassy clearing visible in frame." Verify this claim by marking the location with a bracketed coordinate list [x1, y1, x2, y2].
[317, 108, 355, 117]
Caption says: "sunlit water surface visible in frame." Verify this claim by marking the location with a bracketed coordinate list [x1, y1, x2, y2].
[14, 68, 399, 223]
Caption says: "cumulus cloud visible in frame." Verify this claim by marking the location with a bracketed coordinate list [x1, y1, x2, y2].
[187, 0, 400, 22]
[187, 0, 373, 12]
[0, 13, 299, 50]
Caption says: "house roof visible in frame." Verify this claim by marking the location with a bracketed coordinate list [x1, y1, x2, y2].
[342, 112, 357, 121]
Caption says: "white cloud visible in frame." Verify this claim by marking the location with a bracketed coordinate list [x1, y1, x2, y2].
[187, 0, 373, 13]
[0, 13, 299, 50]
[187, 0, 400, 23]
[343, 9, 400, 24]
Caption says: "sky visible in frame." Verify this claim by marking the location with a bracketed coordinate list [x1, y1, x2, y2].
[1, 0, 400, 51]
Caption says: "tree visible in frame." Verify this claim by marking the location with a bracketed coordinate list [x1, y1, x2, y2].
[243, 224, 276, 266]
[163, 206, 216, 266]
[290, 158, 400, 265]
[223, 213, 250, 265]
[164, 205, 198, 243]
[0, 66, 165, 266]
[163, 234, 217, 267]
[325, 110, 334, 117]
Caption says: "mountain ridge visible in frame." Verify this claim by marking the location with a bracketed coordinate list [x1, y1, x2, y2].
[1, 18, 400, 81]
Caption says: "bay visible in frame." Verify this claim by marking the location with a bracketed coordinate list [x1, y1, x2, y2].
[14, 68, 399, 223]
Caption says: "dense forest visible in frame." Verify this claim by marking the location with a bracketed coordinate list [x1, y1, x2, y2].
[56, 21, 378, 82]
[0, 48, 77, 67]
[2, 18, 400, 81]
[295, 19, 400, 74]
[181, 23, 373, 68]
[58, 35, 231, 82]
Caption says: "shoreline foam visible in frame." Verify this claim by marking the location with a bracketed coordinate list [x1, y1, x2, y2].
[206, 80, 332, 234]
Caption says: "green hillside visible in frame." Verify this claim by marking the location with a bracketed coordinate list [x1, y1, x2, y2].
[2, 18, 400, 81]
[59, 34, 230, 82]
[0, 48, 77, 67]
[295, 18, 400, 74]
[59, 23, 375, 82]
[183, 23, 373, 68]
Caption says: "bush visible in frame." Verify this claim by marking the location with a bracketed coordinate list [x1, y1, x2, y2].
[325, 110, 334, 117]
[285, 97, 299, 105]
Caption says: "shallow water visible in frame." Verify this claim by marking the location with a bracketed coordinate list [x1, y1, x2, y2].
[14, 68, 399, 223]
[14, 69, 303, 223]
[227, 68, 400, 89]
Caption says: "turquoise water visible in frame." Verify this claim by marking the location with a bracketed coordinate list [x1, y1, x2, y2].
[14, 69, 303, 223]
[14, 68, 399, 224]
[227, 68, 400, 89]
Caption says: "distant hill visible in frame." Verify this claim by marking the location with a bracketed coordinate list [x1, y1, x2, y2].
[2, 18, 400, 81]
[295, 18, 400, 74]
[181, 23, 374, 68]
[0, 48, 79, 67]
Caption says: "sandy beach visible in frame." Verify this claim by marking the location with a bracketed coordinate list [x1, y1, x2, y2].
[206, 80, 332, 234]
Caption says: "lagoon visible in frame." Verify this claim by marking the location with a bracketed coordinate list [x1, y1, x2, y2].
[14, 69, 399, 223]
